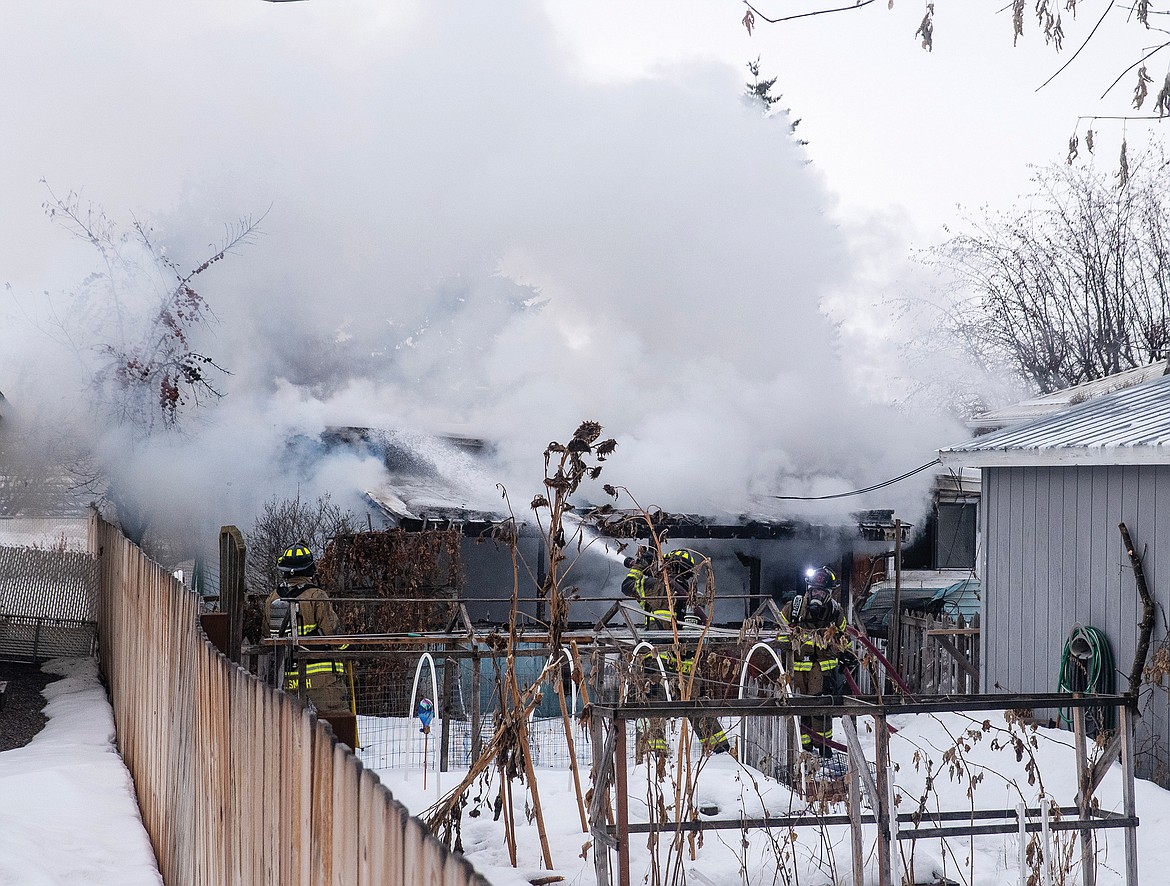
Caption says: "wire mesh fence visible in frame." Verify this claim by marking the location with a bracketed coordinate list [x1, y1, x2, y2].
[264, 635, 869, 789]
[352, 712, 594, 771]
[0, 615, 98, 662]
[0, 544, 98, 662]
[270, 646, 596, 772]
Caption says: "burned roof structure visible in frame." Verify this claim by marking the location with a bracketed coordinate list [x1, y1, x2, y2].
[589, 506, 900, 544]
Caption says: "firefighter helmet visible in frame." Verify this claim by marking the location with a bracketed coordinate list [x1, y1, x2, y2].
[278, 542, 316, 577]
[806, 566, 838, 591]
[664, 549, 697, 570]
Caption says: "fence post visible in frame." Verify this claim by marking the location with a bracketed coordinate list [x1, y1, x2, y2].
[873, 712, 894, 886]
[218, 526, 246, 663]
[590, 711, 612, 886]
[441, 641, 455, 772]
[890, 519, 903, 689]
[32, 617, 42, 664]
[841, 715, 868, 886]
[1120, 703, 1139, 886]
[470, 652, 482, 762]
[614, 717, 630, 886]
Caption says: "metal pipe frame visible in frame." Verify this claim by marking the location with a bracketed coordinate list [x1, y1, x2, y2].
[588, 689, 1140, 886]
[591, 691, 1135, 720]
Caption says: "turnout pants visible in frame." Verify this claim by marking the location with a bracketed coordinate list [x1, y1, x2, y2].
[792, 661, 838, 753]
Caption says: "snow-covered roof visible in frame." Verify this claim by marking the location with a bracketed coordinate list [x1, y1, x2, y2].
[967, 361, 1168, 431]
[0, 517, 90, 552]
[940, 372, 1170, 468]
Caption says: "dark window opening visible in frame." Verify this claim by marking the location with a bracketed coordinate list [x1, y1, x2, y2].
[900, 502, 977, 571]
[935, 502, 977, 569]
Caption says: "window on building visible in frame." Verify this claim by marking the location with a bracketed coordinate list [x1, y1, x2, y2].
[935, 502, 977, 569]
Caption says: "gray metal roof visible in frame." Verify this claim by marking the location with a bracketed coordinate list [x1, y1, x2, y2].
[940, 372, 1170, 467]
[966, 362, 1168, 431]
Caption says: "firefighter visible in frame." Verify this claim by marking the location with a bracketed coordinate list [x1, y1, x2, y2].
[777, 565, 850, 756]
[622, 546, 676, 628]
[624, 547, 730, 758]
[265, 541, 351, 715]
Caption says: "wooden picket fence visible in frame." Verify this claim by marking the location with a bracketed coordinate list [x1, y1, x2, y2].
[896, 612, 981, 695]
[90, 512, 491, 886]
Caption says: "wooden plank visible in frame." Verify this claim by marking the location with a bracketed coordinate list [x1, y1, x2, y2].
[933, 633, 980, 681]
[385, 797, 407, 886]
[873, 714, 893, 886]
[1120, 704, 1139, 886]
[333, 739, 359, 886]
[847, 741, 864, 886]
[839, 715, 879, 811]
[423, 833, 445, 886]
[306, 705, 321, 886]
[313, 716, 335, 886]
[218, 525, 246, 662]
[928, 618, 941, 693]
[358, 769, 384, 886]
[263, 681, 278, 886]
[228, 665, 246, 886]
[276, 687, 289, 884]
[1073, 705, 1096, 886]
[191, 643, 210, 886]
[252, 679, 266, 886]
[403, 813, 423, 886]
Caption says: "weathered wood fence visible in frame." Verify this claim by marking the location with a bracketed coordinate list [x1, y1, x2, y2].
[896, 612, 980, 695]
[90, 512, 491, 886]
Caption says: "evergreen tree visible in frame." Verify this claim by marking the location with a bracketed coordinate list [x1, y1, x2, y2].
[744, 57, 808, 146]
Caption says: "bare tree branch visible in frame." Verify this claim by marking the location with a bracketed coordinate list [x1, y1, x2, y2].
[928, 149, 1170, 395]
[741, 0, 877, 27]
[1035, 0, 1116, 92]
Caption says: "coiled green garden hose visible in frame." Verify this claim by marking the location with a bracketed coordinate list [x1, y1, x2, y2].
[1057, 624, 1116, 734]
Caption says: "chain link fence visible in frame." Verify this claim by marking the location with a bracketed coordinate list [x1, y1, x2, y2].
[0, 544, 98, 662]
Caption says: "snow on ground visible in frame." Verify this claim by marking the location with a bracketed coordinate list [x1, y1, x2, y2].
[4, 656, 1169, 885]
[378, 709, 1164, 886]
[0, 657, 162, 886]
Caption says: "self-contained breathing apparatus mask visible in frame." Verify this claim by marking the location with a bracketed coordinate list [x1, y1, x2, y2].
[791, 587, 830, 624]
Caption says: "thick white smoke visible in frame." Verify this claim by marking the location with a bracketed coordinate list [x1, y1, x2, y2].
[0, 0, 962, 546]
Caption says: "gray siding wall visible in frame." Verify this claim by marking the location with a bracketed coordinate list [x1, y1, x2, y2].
[982, 464, 1170, 779]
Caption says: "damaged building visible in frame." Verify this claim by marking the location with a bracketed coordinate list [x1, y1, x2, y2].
[307, 426, 909, 628]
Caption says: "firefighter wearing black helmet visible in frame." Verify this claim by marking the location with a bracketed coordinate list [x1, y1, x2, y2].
[265, 542, 351, 715]
[622, 547, 693, 628]
[777, 565, 850, 756]
[622, 547, 731, 758]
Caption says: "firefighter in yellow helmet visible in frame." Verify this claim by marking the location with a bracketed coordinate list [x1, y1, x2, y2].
[623, 547, 731, 759]
[265, 542, 351, 714]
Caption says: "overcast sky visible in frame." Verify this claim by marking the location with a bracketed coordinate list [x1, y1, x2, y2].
[1, 0, 1158, 539]
[551, 1, 1163, 232]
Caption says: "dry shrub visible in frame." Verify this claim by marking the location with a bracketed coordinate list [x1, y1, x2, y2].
[318, 528, 463, 716]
